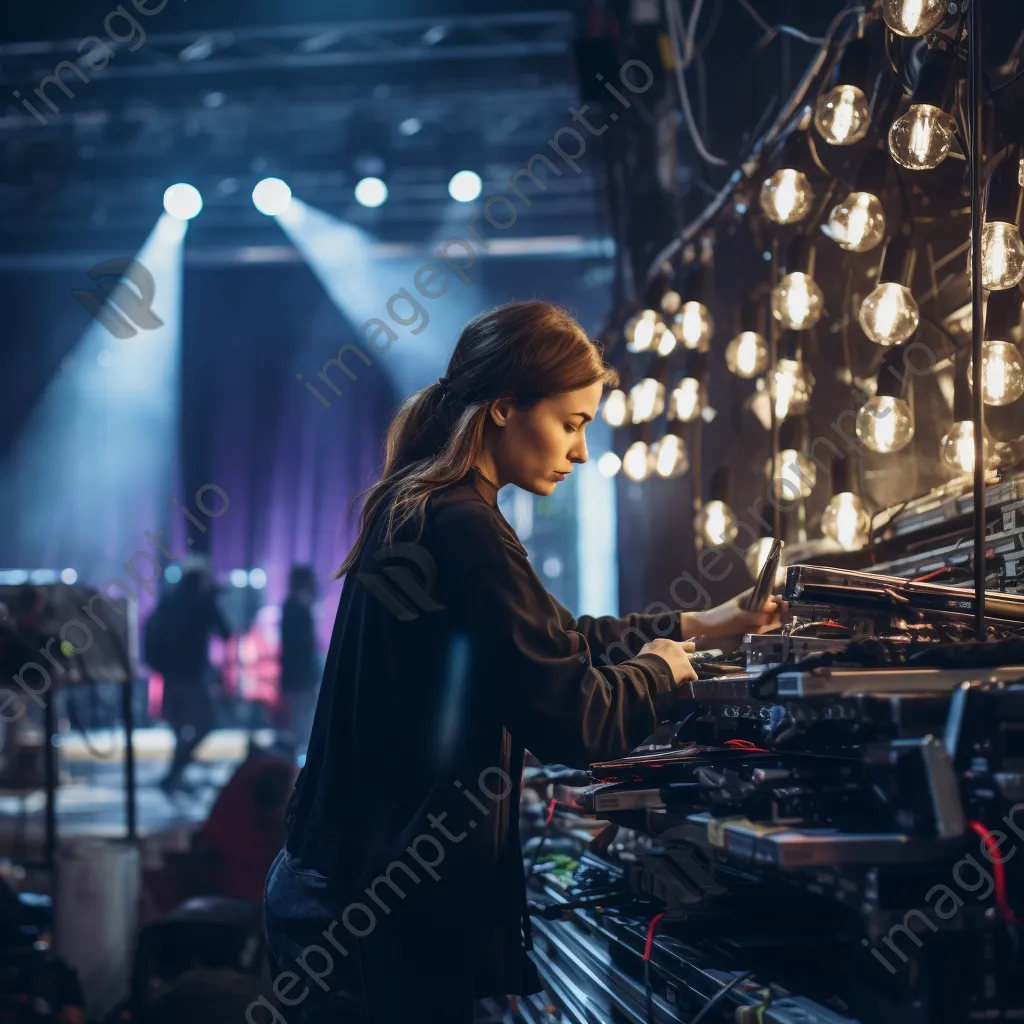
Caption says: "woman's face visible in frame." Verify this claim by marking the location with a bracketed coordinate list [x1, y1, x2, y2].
[489, 381, 604, 496]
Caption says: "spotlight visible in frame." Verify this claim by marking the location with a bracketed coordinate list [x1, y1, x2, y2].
[163, 182, 203, 220]
[859, 234, 920, 345]
[888, 47, 957, 170]
[252, 177, 293, 216]
[448, 170, 482, 203]
[355, 177, 388, 208]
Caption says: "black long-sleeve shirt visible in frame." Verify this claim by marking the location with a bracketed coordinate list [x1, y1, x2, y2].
[282, 468, 688, 998]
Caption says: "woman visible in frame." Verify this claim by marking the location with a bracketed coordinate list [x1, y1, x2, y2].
[264, 301, 781, 1022]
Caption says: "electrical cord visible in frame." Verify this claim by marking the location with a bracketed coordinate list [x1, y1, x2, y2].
[689, 970, 756, 1024]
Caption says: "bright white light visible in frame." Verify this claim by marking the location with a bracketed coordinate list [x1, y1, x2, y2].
[60, 568, 78, 584]
[399, 118, 422, 136]
[597, 452, 621, 477]
[164, 565, 182, 584]
[542, 556, 563, 578]
[355, 177, 388, 208]
[229, 569, 249, 588]
[163, 182, 203, 221]
[448, 170, 482, 203]
[249, 568, 267, 589]
[253, 178, 293, 216]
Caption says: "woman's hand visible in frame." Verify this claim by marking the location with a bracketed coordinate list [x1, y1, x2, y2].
[686, 589, 788, 652]
[639, 639, 698, 684]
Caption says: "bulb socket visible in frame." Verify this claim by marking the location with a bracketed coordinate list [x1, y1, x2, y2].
[739, 296, 763, 335]
[831, 454, 855, 495]
[853, 144, 890, 196]
[878, 233, 916, 285]
[953, 353, 972, 421]
[769, 128, 812, 176]
[709, 465, 732, 505]
[778, 414, 810, 452]
[665, 418, 688, 441]
[683, 264, 711, 306]
[875, 343, 913, 399]
[683, 349, 710, 381]
[985, 156, 1023, 225]
[911, 44, 955, 110]
[784, 235, 816, 276]
[985, 287, 1023, 339]
[833, 36, 871, 90]
[777, 329, 806, 361]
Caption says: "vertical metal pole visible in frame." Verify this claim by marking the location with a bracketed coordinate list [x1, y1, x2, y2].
[769, 236, 781, 537]
[969, 0, 987, 641]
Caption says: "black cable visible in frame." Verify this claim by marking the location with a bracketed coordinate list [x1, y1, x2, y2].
[689, 971, 756, 1024]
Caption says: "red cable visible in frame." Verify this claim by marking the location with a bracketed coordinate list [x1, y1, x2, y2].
[724, 739, 769, 753]
[545, 798, 557, 825]
[913, 568, 948, 582]
[967, 819, 1017, 925]
[643, 912, 665, 962]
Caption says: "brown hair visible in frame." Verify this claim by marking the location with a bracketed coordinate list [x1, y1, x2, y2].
[334, 300, 618, 578]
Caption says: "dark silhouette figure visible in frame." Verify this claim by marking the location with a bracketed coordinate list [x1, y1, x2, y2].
[278, 566, 320, 759]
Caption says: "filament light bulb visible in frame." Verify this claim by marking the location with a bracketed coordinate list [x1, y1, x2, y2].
[725, 331, 769, 378]
[671, 301, 714, 351]
[815, 85, 870, 146]
[941, 421, 990, 473]
[882, 0, 946, 36]
[760, 168, 814, 225]
[602, 388, 630, 427]
[979, 222, 1024, 291]
[859, 282, 920, 345]
[771, 272, 824, 330]
[625, 310, 666, 353]
[889, 105, 955, 170]
[669, 377, 702, 423]
[629, 378, 665, 423]
[855, 395, 915, 453]
[828, 192, 886, 252]
[969, 341, 1024, 406]
[652, 435, 689, 478]
[767, 449, 816, 502]
[697, 501, 737, 547]
[623, 441, 653, 481]
[770, 358, 814, 420]
[821, 492, 870, 550]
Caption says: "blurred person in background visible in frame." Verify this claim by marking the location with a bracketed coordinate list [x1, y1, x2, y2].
[146, 557, 231, 795]
[278, 565, 320, 761]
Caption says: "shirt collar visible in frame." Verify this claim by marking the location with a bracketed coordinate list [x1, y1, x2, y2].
[467, 466, 500, 507]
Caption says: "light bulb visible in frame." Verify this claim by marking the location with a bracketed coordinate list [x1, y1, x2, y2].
[625, 310, 666, 352]
[652, 435, 689, 478]
[828, 192, 887, 252]
[656, 329, 678, 357]
[814, 84, 871, 146]
[597, 452, 622, 477]
[725, 331, 769, 378]
[882, 0, 946, 36]
[602, 388, 630, 427]
[771, 272, 824, 330]
[671, 301, 714, 351]
[821, 492, 870, 550]
[770, 358, 814, 420]
[745, 537, 777, 580]
[661, 288, 682, 315]
[623, 441, 653, 481]
[697, 500, 737, 547]
[889, 105, 955, 170]
[760, 168, 814, 225]
[629, 378, 665, 423]
[969, 342, 1024, 406]
[767, 449, 816, 501]
[980, 223, 1024, 291]
[669, 377, 703, 422]
[856, 395, 915, 453]
[941, 421, 990, 473]
[859, 282, 920, 345]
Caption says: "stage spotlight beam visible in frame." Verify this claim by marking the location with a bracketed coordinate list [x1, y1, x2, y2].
[354, 177, 388, 208]
[163, 183, 203, 221]
[253, 178, 293, 216]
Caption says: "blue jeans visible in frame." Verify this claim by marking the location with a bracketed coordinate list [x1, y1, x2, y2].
[263, 849, 484, 1023]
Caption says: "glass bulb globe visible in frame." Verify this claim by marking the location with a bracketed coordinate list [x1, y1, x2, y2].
[771, 272, 824, 330]
[625, 310, 666, 353]
[597, 452, 621, 477]
[828, 192, 887, 252]
[745, 537, 777, 580]
[969, 341, 1024, 406]
[941, 421, 990, 473]
[623, 441, 653, 481]
[760, 168, 814, 225]
[821, 492, 870, 550]
[889, 105, 956, 170]
[652, 435, 689, 478]
[656, 329, 678, 357]
[856, 395, 915, 453]
[883, 0, 946, 36]
[629, 378, 665, 423]
[697, 500, 737, 547]
[661, 288, 682, 315]
[602, 388, 630, 427]
[814, 84, 871, 146]
[859, 282, 920, 345]
[671, 301, 714, 351]
[669, 377, 702, 422]
[770, 358, 814, 420]
[980, 222, 1024, 291]
[767, 449, 816, 501]
[726, 331, 769, 378]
